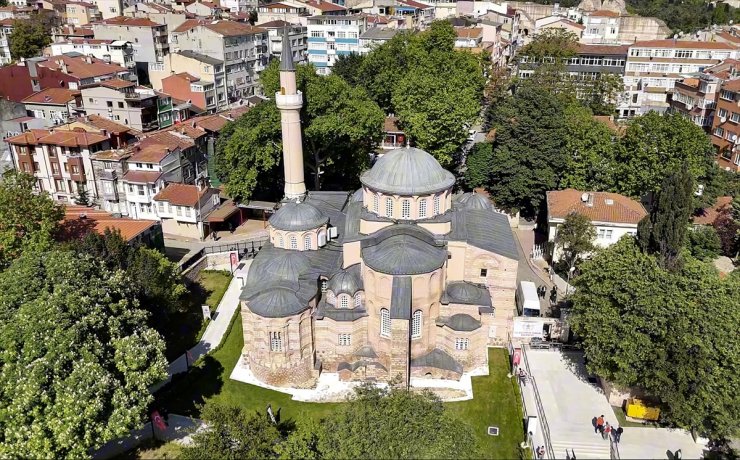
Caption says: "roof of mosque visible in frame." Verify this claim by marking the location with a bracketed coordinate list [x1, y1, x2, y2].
[268, 200, 329, 231]
[361, 225, 447, 276]
[360, 147, 455, 196]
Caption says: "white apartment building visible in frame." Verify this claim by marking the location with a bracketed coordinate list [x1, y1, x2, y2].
[121, 145, 178, 220]
[621, 40, 737, 117]
[0, 19, 13, 65]
[307, 15, 367, 74]
[82, 80, 161, 132]
[260, 20, 307, 64]
[580, 10, 620, 45]
[92, 16, 169, 81]
[171, 20, 268, 99]
[50, 39, 135, 69]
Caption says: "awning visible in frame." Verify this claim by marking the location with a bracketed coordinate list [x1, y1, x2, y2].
[206, 199, 240, 223]
[238, 200, 278, 211]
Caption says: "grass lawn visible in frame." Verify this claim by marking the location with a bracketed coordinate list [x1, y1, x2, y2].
[161, 270, 233, 361]
[116, 439, 182, 459]
[156, 317, 524, 459]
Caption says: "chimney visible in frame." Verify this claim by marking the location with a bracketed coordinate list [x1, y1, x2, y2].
[85, 55, 93, 64]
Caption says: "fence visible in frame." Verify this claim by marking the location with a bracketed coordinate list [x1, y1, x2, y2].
[179, 237, 269, 273]
[521, 345, 556, 460]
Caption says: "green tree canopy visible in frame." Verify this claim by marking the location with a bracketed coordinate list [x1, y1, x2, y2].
[464, 142, 494, 190]
[685, 226, 722, 261]
[9, 18, 50, 60]
[0, 171, 63, 267]
[570, 238, 740, 438]
[0, 250, 167, 457]
[554, 212, 597, 270]
[215, 61, 383, 200]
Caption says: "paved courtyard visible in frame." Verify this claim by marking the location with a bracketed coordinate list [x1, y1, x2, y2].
[524, 349, 707, 459]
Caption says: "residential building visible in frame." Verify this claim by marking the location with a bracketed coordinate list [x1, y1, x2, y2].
[92, 16, 169, 81]
[220, 0, 257, 14]
[304, 0, 346, 16]
[121, 142, 180, 219]
[359, 27, 399, 54]
[161, 72, 217, 112]
[6, 128, 111, 202]
[148, 49, 226, 109]
[60, 205, 162, 247]
[95, 0, 124, 19]
[533, 15, 584, 39]
[153, 182, 220, 239]
[622, 40, 737, 117]
[260, 20, 308, 64]
[170, 20, 268, 99]
[155, 91, 174, 129]
[81, 79, 160, 132]
[51, 24, 94, 42]
[546, 189, 647, 261]
[454, 27, 483, 48]
[90, 147, 130, 214]
[50, 39, 136, 69]
[1, 99, 51, 159]
[669, 74, 721, 131]
[256, 2, 309, 25]
[140, 129, 199, 182]
[580, 9, 620, 44]
[710, 78, 740, 171]
[62, 113, 140, 148]
[123, 2, 188, 33]
[307, 15, 366, 74]
[379, 115, 405, 152]
[0, 5, 34, 20]
[22, 88, 82, 124]
[65, 1, 103, 25]
[0, 18, 13, 65]
[185, 0, 221, 17]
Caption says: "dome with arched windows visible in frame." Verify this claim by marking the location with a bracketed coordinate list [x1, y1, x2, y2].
[457, 192, 494, 211]
[327, 268, 362, 296]
[269, 201, 328, 232]
[360, 147, 455, 196]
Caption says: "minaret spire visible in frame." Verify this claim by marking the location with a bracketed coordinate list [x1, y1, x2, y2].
[275, 24, 306, 200]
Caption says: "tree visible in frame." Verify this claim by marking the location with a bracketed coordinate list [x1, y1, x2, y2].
[615, 112, 712, 198]
[464, 142, 494, 189]
[685, 226, 722, 261]
[331, 53, 366, 87]
[216, 61, 384, 198]
[73, 186, 90, 206]
[570, 238, 740, 439]
[713, 210, 739, 258]
[181, 404, 283, 459]
[0, 170, 63, 268]
[638, 167, 694, 271]
[0, 250, 167, 457]
[554, 212, 597, 271]
[279, 384, 479, 459]
[9, 18, 50, 60]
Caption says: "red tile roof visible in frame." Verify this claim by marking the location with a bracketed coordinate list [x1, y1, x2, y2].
[190, 113, 229, 132]
[153, 183, 214, 207]
[100, 78, 135, 89]
[128, 143, 174, 163]
[81, 114, 140, 135]
[139, 130, 195, 152]
[631, 40, 736, 50]
[384, 115, 401, 132]
[0, 18, 15, 27]
[693, 196, 732, 225]
[163, 122, 208, 140]
[398, 0, 431, 9]
[716, 31, 740, 44]
[306, 0, 346, 12]
[6, 129, 107, 147]
[172, 18, 201, 33]
[61, 206, 158, 242]
[258, 19, 290, 28]
[22, 87, 79, 105]
[588, 9, 620, 17]
[39, 55, 128, 79]
[99, 16, 163, 27]
[546, 189, 647, 224]
[122, 169, 163, 183]
[203, 20, 265, 36]
[455, 27, 482, 39]
[578, 43, 629, 55]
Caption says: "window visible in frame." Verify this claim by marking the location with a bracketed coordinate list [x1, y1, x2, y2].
[402, 199, 410, 218]
[158, 201, 164, 213]
[419, 199, 427, 218]
[720, 90, 734, 101]
[380, 308, 390, 337]
[137, 184, 145, 196]
[385, 197, 393, 217]
[304, 234, 311, 250]
[480, 268, 488, 277]
[675, 50, 693, 59]
[176, 206, 182, 216]
[289, 236, 298, 249]
[373, 193, 379, 212]
[107, 101, 113, 107]
[71, 165, 79, 174]
[338, 333, 351, 346]
[354, 292, 361, 307]
[455, 338, 469, 350]
[411, 310, 422, 339]
[340, 295, 349, 309]
[269, 331, 282, 351]
[433, 195, 440, 215]
[185, 207, 192, 217]
[321, 279, 327, 293]
[117, 101, 124, 108]
[714, 127, 725, 137]
[719, 108, 729, 119]
[278, 235, 284, 247]
[598, 228, 614, 239]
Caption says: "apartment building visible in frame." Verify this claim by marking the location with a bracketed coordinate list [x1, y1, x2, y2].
[0, 18, 13, 65]
[50, 39, 135, 69]
[307, 15, 366, 74]
[96, 0, 124, 19]
[161, 72, 216, 112]
[6, 128, 110, 202]
[65, 1, 103, 25]
[153, 182, 220, 239]
[123, 2, 188, 33]
[256, 2, 309, 25]
[90, 147, 130, 214]
[185, 0, 221, 17]
[260, 20, 307, 64]
[669, 74, 722, 131]
[580, 9, 620, 44]
[170, 20, 268, 99]
[221, 0, 257, 14]
[710, 79, 740, 171]
[51, 24, 94, 42]
[81, 79, 161, 132]
[92, 16, 169, 81]
[121, 143, 180, 220]
[622, 40, 737, 118]
[22, 88, 82, 124]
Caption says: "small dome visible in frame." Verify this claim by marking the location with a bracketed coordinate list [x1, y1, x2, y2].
[261, 251, 311, 280]
[447, 282, 484, 303]
[360, 147, 455, 196]
[362, 225, 447, 275]
[247, 287, 306, 318]
[448, 313, 482, 331]
[269, 201, 328, 231]
[327, 269, 362, 296]
[458, 192, 493, 211]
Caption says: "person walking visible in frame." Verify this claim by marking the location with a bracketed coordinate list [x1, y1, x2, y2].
[518, 368, 528, 387]
[615, 426, 623, 443]
[603, 422, 612, 440]
[595, 415, 604, 434]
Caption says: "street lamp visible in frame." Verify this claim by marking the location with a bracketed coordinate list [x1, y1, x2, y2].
[566, 266, 576, 296]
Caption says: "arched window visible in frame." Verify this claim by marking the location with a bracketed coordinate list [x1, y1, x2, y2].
[380, 308, 391, 337]
[354, 292, 362, 307]
[385, 197, 393, 218]
[289, 236, 298, 250]
[411, 310, 422, 339]
[433, 195, 441, 215]
[304, 234, 311, 250]
[321, 279, 328, 293]
[340, 295, 349, 309]
[402, 199, 411, 218]
[270, 332, 282, 352]
[419, 199, 427, 218]
[373, 193, 379, 212]
[278, 235, 284, 247]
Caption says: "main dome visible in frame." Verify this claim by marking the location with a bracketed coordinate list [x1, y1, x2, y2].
[268, 201, 328, 231]
[360, 147, 456, 196]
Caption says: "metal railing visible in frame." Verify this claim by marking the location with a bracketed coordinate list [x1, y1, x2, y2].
[609, 432, 621, 459]
[521, 345, 556, 460]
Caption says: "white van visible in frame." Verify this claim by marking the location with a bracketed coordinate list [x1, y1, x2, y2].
[516, 281, 541, 317]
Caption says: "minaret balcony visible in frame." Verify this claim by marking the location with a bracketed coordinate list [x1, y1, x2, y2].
[275, 91, 303, 110]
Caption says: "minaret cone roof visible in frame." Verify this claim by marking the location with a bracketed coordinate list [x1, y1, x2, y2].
[280, 24, 295, 71]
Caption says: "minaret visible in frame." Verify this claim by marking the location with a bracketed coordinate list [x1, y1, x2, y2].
[275, 25, 306, 200]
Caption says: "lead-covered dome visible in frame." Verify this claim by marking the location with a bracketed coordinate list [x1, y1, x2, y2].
[361, 147, 455, 195]
[327, 266, 362, 296]
[458, 192, 493, 211]
[269, 201, 328, 231]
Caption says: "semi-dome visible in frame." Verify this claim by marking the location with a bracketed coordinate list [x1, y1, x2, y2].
[447, 313, 482, 331]
[447, 282, 485, 303]
[247, 287, 306, 318]
[360, 147, 455, 196]
[269, 201, 329, 231]
[458, 192, 493, 211]
[261, 251, 311, 280]
[361, 226, 447, 275]
[327, 268, 362, 296]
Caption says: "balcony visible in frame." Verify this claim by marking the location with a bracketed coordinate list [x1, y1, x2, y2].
[100, 169, 117, 180]
[142, 120, 158, 131]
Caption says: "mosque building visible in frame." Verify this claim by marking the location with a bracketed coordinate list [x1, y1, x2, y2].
[238, 31, 520, 388]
